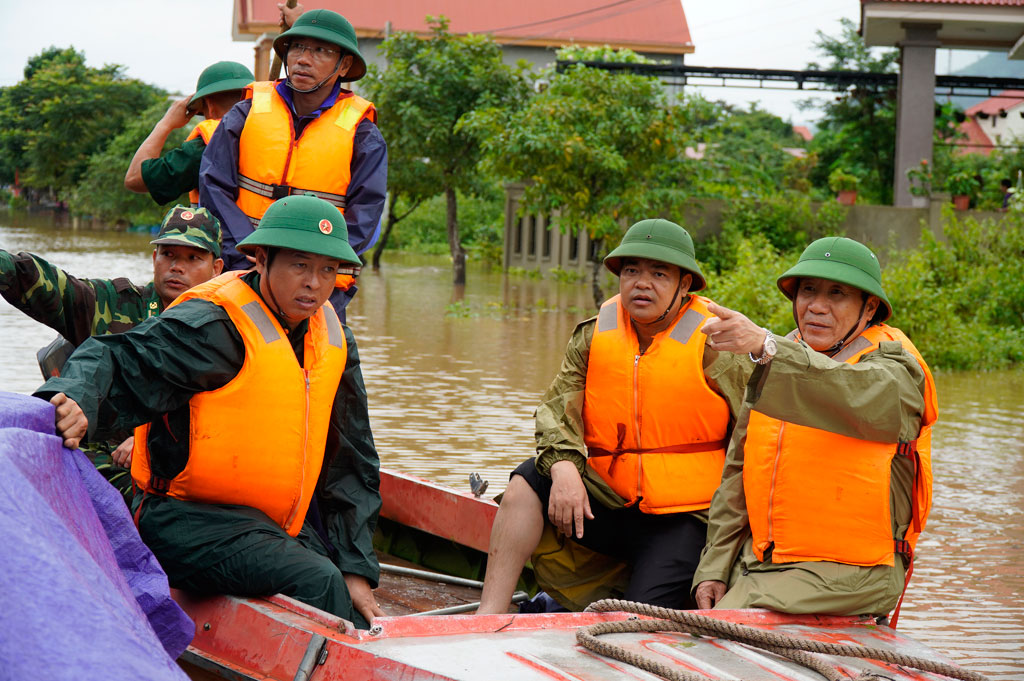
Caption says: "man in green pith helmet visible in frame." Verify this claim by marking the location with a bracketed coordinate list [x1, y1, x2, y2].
[693, 236, 937, 623]
[478, 219, 753, 614]
[200, 8, 386, 320]
[35, 195, 383, 628]
[125, 61, 254, 206]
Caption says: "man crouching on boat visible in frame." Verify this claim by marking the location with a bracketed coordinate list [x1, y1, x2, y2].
[478, 219, 753, 614]
[35, 195, 384, 628]
[693, 237, 937, 623]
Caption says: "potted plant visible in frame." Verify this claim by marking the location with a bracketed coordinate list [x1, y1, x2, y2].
[828, 168, 860, 205]
[945, 171, 979, 211]
[906, 159, 933, 207]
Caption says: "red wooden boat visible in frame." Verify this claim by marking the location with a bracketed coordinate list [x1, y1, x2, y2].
[175, 469, 982, 681]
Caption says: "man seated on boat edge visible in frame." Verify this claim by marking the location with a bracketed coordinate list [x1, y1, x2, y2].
[124, 61, 254, 206]
[1, 206, 223, 495]
[199, 7, 387, 320]
[477, 219, 754, 615]
[693, 236, 936, 621]
[35, 195, 384, 629]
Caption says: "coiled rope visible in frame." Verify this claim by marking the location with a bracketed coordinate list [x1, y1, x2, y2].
[579, 599, 990, 681]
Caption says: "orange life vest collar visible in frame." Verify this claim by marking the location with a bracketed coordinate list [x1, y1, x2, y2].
[583, 294, 731, 514]
[130, 271, 347, 536]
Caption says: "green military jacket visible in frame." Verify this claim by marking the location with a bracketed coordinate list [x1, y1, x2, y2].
[0, 250, 161, 346]
[140, 137, 205, 206]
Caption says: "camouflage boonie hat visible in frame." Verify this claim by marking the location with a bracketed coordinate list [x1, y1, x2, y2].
[150, 205, 222, 257]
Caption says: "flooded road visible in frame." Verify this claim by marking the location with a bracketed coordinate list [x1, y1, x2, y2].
[1, 215, 1022, 678]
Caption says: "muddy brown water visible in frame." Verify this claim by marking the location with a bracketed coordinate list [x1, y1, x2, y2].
[1, 214, 1022, 678]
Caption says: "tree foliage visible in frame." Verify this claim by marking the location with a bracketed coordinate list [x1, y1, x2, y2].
[0, 46, 164, 199]
[68, 100, 191, 225]
[364, 17, 528, 283]
[802, 19, 899, 204]
[465, 61, 682, 245]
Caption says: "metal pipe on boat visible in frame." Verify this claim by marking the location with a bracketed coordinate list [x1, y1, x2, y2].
[292, 633, 327, 681]
[410, 591, 530, 616]
[379, 563, 486, 589]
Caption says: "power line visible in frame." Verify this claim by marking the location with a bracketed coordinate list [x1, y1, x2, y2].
[482, 0, 643, 35]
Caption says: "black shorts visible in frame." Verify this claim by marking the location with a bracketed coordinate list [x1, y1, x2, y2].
[512, 458, 705, 609]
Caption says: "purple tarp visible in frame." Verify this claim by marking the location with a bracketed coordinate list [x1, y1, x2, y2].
[0, 391, 193, 681]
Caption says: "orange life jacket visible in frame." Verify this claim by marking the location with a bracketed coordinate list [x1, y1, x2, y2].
[236, 81, 374, 290]
[743, 324, 937, 567]
[184, 118, 221, 206]
[583, 294, 731, 514]
[130, 271, 347, 536]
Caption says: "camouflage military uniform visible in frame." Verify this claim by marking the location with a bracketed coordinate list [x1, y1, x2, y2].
[0, 250, 162, 345]
[2, 205, 222, 502]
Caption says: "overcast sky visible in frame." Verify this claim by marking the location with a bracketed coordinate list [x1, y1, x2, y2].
[0, 0, 994, 127]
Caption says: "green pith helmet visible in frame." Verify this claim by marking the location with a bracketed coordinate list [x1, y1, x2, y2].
[777, 236, 892, 321]
[188, 61, 255, 108]
[603, 219, 706, 291]
[273, 10, 366, 82]
[237, 195, 360, 265]
[151, 205, 222, 257]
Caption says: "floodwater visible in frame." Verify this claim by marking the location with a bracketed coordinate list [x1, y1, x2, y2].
[1, 213, 1022, 679]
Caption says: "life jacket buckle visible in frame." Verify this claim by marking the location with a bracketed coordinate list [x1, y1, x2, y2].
[270, 184, 292, 200]
[894, 539, 913, 557]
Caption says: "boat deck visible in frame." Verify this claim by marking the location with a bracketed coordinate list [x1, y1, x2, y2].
[375, 552, 495, 617]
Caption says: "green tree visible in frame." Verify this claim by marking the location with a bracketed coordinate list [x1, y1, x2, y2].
[365, 17, 528, 284]
[691, 102, 806, 199]
[802, 19, 899, 204]
[68, 100, 191, 225]
[0, 46, 164, 200]
[465, 53, 690, 301]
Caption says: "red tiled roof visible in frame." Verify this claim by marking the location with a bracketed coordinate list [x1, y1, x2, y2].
[792, 125, 813, 142]
[863, 0, 1024, 5]
[236, 0, 694, 53]
[956, 117, 994, 155]
[965, 90, 1024, 116]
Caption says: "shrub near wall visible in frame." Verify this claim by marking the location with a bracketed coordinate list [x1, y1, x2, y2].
[884, 209, 1024, 370]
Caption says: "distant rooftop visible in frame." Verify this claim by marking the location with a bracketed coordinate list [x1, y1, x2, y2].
[964, 89, 1024, 115]
[233, 0, 695, 55]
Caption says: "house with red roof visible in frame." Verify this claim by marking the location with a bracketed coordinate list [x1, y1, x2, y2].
[860, 0, 1024, 204]
[957, 90, 1024, 154]
[233, 1, 695, 80]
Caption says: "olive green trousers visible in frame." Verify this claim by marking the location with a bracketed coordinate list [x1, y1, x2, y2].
[716, 537, 907, 618]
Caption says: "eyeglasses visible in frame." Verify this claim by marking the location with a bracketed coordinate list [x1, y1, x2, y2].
[287, 42, 341, 62]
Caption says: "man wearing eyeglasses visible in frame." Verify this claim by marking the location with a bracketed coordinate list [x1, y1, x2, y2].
[199, 8, 387, 317]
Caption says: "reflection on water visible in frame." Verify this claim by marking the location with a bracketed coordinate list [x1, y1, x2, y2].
[1, 216, 1022, 677]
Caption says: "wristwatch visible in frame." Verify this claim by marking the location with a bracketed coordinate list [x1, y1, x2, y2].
[749, 328, 777, 365]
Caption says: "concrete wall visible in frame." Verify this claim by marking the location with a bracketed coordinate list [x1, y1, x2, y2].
[502, 184, 1011, 272]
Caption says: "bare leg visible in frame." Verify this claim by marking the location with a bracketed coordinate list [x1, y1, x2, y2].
[477, 475, 544, 614]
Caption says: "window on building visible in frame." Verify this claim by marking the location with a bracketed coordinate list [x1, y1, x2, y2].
[514, 216, 523, 255]
[527, 216, 536, 257]
[568, 230, 579, 262]
[542, 220, 551, 259]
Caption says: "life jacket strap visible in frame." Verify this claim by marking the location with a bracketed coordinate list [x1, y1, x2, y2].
[238, 174, 347, 209]
[588, 438, 729, 458]
[889, 540, 915, 629]
[150, 475, 171, 493]
[896, 439, 923, 533]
